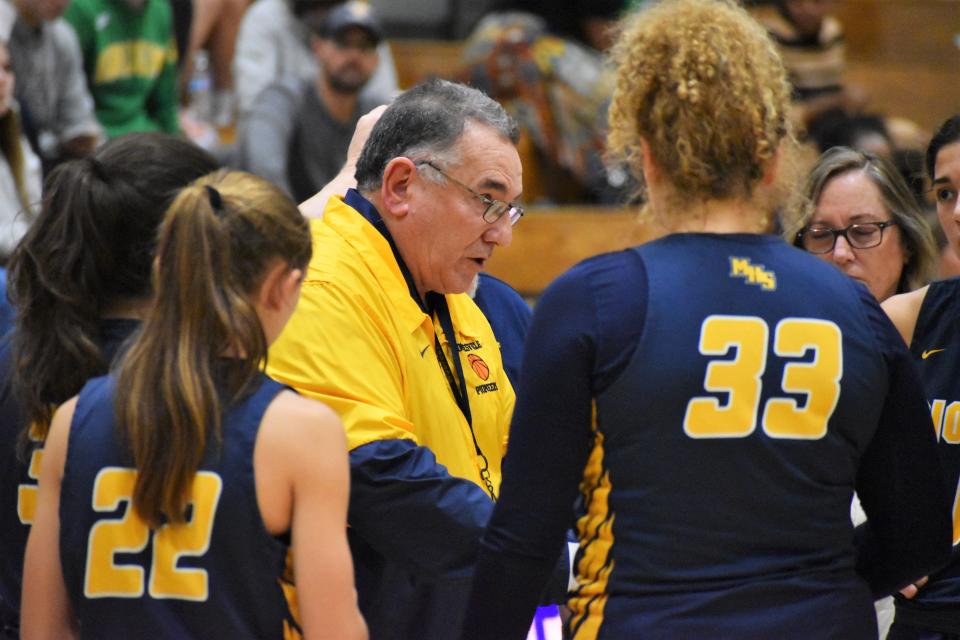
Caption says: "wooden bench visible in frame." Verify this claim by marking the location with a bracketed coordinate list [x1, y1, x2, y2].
[389, 39, 467, 90]
[828, 0, 959, 131]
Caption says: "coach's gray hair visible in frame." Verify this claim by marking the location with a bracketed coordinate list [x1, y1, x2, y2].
[788, 146, 938, 295]
[354, 78, 519, 193]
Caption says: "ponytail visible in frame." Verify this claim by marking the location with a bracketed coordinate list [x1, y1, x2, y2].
[10, 158, 125, 439]
[115, 170, 310, 527]
[7, 133, 217, 443]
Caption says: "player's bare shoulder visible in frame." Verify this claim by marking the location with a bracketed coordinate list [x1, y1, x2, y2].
[262, 390, 346, 446]
[881, 285, 929, 346]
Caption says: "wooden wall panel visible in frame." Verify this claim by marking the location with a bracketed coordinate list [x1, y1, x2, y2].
[484, 208, 655, 295]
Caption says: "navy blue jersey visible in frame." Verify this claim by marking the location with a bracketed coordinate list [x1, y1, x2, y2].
[463, 233, 949, 640]
[896, 277, 960, 632]
[473, 272, 532, 388]
[58, 371, 299, 639]
[0, 319, 139, 637]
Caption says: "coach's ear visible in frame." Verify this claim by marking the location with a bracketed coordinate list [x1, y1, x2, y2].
[379, 157, 417, 220]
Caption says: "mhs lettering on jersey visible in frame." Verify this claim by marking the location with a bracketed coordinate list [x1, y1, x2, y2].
[729, 257, 776, 291]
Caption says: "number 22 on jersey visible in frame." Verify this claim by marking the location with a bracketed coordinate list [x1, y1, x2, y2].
[683, 315, 843, 440]
[84, 467, 222, 601]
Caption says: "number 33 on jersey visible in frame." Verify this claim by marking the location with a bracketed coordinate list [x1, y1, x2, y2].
[683, 315, 842, 440]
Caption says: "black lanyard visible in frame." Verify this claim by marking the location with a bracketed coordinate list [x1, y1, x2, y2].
[427, 292, 472, 425]
[428, 292, 496, 500]
[347, 190, 497, 500]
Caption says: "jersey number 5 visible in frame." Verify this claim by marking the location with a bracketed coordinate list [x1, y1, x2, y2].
[84, 467, 222, 601]
[683, 315, 842, 440]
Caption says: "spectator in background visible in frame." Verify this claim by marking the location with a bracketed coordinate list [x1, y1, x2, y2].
[0, 40, 40, 260]
[491, 0, 623, 51]
[753, 0, 867, 133]
[238, 0, 387, 203]
[791, 147, 937, 302]
[232, 0, 396, 125]
[65, 0, 179, 137]
[463, 0, 629, 203]
[8, 0, 101, 174]
[178, 0, 248, 130]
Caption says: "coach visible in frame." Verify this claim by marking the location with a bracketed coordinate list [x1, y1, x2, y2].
[268, 79, 555, 639]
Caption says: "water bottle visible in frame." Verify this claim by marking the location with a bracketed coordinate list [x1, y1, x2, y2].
[188, 50, 212, 124]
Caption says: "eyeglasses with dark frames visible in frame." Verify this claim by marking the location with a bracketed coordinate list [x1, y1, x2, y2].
[417, 161, 524, 226]
[797, 220, 899, 254]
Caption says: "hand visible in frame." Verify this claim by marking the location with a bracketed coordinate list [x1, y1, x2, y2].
[899, 576, 928, 599]
[344, 104, 387, 173]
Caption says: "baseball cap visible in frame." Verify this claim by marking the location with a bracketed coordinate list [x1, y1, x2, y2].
[322, 1, 383, 44]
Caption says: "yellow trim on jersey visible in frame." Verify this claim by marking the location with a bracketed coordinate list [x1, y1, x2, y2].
[267, 195, 514, 492]
[568, 403, 614, 640]
[279, 550, 302, 638]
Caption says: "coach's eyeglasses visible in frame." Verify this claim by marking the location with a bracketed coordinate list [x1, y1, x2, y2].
[797, 221, 899, 254]
[417, 161, 524, 226]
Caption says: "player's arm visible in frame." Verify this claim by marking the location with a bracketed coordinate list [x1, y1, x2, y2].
[854, 291, 951, 597]
[881, 285, 928, 346]
[463, 265, 599, 640]
[21, 397, 79, 640]
[258, 392, 367, 640]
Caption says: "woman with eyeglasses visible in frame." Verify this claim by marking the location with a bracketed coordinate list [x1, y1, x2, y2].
[460, 2, 950, 638]
[880, 115, 960, 640]
[791, 146, 938, 302]
[791, 146, 939, 637]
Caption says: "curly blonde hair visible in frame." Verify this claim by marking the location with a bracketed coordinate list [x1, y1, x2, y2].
[608, 0, 791, 206]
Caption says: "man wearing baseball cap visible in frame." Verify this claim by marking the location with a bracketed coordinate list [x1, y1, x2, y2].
[239, 0, 389, 202]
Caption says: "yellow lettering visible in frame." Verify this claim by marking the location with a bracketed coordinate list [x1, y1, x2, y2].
[952, 481, 960, 545]
[943, 401, 960, 445]
[931, 399, 947, 441]
[730, 258, 751, 277]
[758, 270, 776, 291]
[94, 41, 168, 84]
[17, 447, 44, 525]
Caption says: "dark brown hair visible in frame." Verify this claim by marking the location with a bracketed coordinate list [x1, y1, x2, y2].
[8, 133, 217, 440]
[927, 115, 960, 180]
